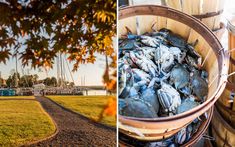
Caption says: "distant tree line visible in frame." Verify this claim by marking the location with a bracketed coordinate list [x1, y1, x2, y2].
[0, 72, 74, 88]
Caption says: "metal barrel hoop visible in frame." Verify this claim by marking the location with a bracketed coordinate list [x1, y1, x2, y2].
[192, 10, 224, 20]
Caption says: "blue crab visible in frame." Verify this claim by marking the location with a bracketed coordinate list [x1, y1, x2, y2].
[170, 64, 191, 95]
[129, 51, 158, 76]
[120, 97, 158, 118]
[136, 46, 156, 60]
[176, 96, 199, 114]
[191, 71, 208, 101]
[154, 44, 175, 73]
[169, 46, 186, 63]
[132, 68, 151, 83]
[140, 78, 160, 114]
[139, 35, 161, 47]
[157, 82, 181, 113]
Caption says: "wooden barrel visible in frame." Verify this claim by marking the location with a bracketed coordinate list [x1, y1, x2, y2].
[216, 100, 235, 129]
[163, 0, 225, 31]
[216, 72, 235, 113]
[211, 107, 235, 147]
[228, 18, 235, 83]
[119, 5, 229, 141]
[217, 17, 235, 115]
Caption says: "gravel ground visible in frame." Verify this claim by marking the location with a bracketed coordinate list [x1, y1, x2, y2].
[28, 96, 116, 147]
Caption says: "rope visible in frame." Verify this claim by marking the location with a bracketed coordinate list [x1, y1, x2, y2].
[228, 71, 235, 78]
[201, 49, 212, 68]
[208, 74, 219, 88]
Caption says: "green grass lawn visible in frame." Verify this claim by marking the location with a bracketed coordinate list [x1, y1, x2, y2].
[0, 100, 56, 146]
[47, 95, 116, 127]
[0, 96, 35, 99]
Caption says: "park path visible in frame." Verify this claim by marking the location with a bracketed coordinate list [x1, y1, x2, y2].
[29, 96, 116, 147]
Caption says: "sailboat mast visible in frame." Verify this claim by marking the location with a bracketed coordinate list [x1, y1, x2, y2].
[15, 53, 18, 88]
[65, 59, 75, 85]
[60, 53, 63, 87]
[56, 56, 60, 87]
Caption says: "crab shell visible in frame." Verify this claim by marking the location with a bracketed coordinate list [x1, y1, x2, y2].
[170, 65, 190, 90]
[132, 68, 151, 82]
[130, 51, 158, 76]
[140, 35, 160, 47]
[155, 44, 174, 72]
[167, 32, 187, 49]
[138, 46, 156, 60]
[191, 75, 208, 101]
[141, 88, 160, 114]
[176, 98, 199, 114]
[157, 83, 181, 113]
[121, 97, 158, 118]
[169, 47, 186, 63]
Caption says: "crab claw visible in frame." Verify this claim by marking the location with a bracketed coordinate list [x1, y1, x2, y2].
[179, 86, 192, 96]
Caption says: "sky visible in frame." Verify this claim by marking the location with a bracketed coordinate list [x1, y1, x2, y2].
[0, 54, 108, 86]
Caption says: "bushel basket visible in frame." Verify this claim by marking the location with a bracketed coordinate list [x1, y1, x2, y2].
[118, 5, 229, 141]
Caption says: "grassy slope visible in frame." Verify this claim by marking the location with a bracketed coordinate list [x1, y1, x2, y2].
[0, 100, 56, 146]
[47, 95, 116, 127]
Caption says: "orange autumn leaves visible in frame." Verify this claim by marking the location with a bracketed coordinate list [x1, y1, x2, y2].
[97, 96, 117, 123]
[103, 97, 117, 116]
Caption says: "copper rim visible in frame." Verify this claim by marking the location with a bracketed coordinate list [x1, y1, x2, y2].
[119, 5, 229, 124]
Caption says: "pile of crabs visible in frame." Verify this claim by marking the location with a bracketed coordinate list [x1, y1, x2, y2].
[118, 28, 209, 145]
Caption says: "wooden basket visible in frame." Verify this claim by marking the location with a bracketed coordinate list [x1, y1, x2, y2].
[118, 5, 229, 141]
[216, 61, 235, 129]
[163, 0, 225, 31]
[211, 107, 235, 147]
[119, 107, 214, 146]
[217, 19, 235, 120]
[228, 19, 235, 83]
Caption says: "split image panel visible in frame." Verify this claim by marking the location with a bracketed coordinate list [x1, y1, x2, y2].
[0, 0, 116, 146]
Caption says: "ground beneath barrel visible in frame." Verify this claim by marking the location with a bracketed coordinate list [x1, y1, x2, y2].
[28, 96, 116, 147]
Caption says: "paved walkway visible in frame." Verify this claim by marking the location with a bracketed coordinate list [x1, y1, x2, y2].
[29, 96, 116, 147]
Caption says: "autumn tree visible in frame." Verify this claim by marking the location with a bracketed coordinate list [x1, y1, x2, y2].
[0, 0, 116, 74]
[0, 0, 116, 121]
